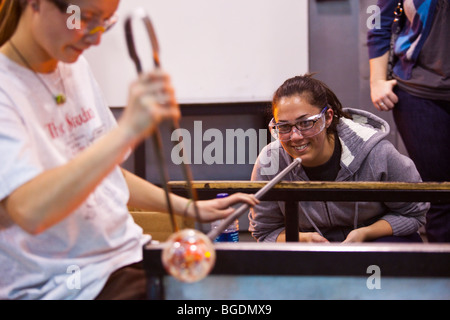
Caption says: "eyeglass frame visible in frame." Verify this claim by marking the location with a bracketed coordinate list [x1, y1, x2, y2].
[269, 106, 329, 141]
[47, 0, 119, 35]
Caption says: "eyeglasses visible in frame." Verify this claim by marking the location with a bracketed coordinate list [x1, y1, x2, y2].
[48, 0, 118, 35]
[269, 106, 328, 141]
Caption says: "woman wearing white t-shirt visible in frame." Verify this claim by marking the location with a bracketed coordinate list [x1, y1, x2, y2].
[0, 0, 258, 299]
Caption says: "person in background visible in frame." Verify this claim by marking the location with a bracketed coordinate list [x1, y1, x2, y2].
[367, 0, 450, 242]
[0, 0, 258, 299]
[249, 74, 428, 243]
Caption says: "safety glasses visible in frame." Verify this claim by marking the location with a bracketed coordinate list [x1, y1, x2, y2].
[269, 106, 328, 141]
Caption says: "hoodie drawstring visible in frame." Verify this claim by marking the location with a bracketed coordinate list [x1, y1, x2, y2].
[353, 202, 359, 230]
[303, 208, 324, 237]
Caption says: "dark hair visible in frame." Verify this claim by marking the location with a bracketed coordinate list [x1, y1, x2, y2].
[272, 73, 350, 135]
[0, 0, 27, 47]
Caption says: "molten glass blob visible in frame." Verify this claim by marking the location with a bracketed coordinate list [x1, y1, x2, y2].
[162, 229, 216, 283]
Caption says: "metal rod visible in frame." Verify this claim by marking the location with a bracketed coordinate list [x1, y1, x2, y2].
[124, 9, 202, 232]
[152, 131, 178, 232]
[207, 157, 302, 241]
[137, 11, 203, 229]
[125, 11, 179, 232]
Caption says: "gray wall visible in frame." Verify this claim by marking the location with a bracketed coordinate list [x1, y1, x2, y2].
[309, 0, 406, 152]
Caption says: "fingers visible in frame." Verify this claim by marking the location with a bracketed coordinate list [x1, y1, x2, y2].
[375, 99, 393, 111]
[371, 79, 398, 111]
[299, 232, 329, 243]
[195, 193, 259, 222]
[219, 193, 260, 208]
[142, 71, 180, 123]
[387, 84, 399, 104]
[313, 234, 330, 243]
[373, 94, 396, 111]
[122, 70, 180, 141]
[139, 71, 178, 108]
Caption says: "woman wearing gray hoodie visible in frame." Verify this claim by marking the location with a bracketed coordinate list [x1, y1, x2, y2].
[249, 74, 428, 243]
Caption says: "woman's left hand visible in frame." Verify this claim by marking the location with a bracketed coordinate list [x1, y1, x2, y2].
[342, 220, 393, 243]
[342, 228, 366, 243]
[188, 193, 259, 222]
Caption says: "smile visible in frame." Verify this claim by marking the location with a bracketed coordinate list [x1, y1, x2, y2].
[293, 143, 309, 152]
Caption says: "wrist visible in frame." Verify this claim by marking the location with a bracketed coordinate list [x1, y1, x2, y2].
[370, 78, 387, 86]
[115, 121, 142, 150]
[356, 227, 369, 242]
[298, 232, 313, 242]
[183, 199, 193, 218]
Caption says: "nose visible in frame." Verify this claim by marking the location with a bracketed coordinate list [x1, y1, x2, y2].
[290, 127, 304, 140]
[83, 29, 104, 46]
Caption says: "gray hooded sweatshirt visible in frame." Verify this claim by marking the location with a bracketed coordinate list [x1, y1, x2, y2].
[249, 108, 428, 242]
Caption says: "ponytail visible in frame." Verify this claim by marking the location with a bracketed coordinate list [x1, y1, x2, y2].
[0, 0, 26, 47]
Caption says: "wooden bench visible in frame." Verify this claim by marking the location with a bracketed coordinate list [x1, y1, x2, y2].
[129, 209, 195, 242]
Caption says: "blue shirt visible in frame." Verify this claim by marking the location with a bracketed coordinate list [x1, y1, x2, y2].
[367, 0, 439, 80]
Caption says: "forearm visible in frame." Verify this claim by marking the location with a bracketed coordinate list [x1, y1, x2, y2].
[121, 168, 189, 216]
[369, 51, 389, 84]
[123, 169, 259, 224]
[3, 125, 135, 234]
[343, 219, 393, 243]
[359, 219, 393, 241]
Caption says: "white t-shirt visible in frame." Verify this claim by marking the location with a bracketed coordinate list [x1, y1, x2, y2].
[0, 54, 149, 300]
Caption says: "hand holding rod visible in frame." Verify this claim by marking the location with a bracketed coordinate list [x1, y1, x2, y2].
[125, 9, 178, 232]
[207, 157, 302, 241]
[124, 8, 202, 231]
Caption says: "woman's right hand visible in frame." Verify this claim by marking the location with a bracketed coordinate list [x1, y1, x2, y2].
[299, 232, 329, 243]
[119, 70, 180, 145]
[370, 79, 399, 111]
[276, 231, 329, 243]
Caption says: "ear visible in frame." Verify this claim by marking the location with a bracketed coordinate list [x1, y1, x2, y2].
[325, 108, 334, 128]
